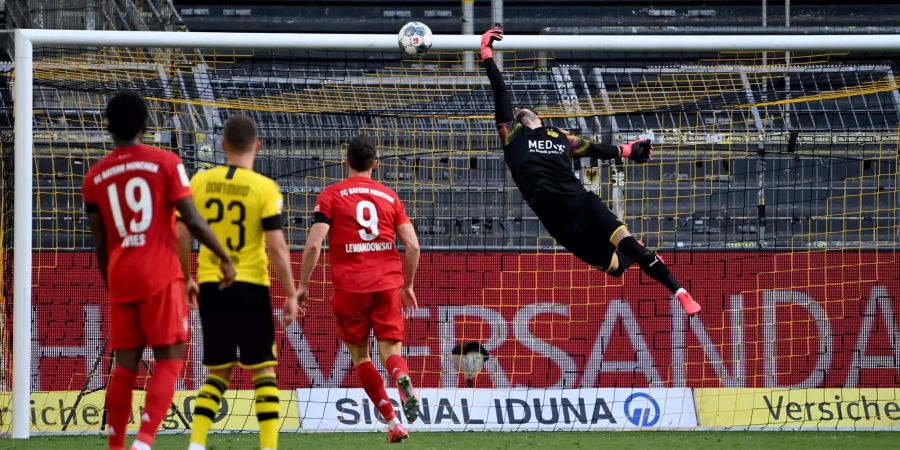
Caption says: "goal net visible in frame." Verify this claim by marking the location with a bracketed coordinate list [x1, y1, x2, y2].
[1, 33, 898, 436]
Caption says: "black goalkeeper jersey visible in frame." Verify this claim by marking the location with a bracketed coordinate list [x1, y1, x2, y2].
[482, 55, 621, 237]
[483, 54, 627, 265]
[504, 124, 587, 210]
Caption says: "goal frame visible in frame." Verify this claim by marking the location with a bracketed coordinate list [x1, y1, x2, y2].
[11, 28, 900, 439]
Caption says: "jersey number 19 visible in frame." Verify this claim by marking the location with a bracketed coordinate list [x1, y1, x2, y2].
[107, 176, 153, 238]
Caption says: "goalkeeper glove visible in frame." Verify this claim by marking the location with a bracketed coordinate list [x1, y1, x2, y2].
[481, 27, 503, 60]
[620, 139, 653, 163]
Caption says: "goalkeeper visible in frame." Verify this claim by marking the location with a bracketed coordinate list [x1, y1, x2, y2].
[480, 27, 701, 315]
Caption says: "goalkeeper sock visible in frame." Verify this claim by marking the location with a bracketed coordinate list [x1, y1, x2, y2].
[136, 358, 182, 446]
[189, 374, 229, 448]
[106, 366, 137, 450]
[356, 361, 396, 422]
[617, 236, 682, 294]
[253, 373, 280, 450]
[384, 354, 410, 384]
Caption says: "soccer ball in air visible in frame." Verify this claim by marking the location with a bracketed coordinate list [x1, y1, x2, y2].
[398, 21, 433, 56]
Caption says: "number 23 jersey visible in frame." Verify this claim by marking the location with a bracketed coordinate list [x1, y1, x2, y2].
[313, 176, 410, 293]
[190, 165, 285, 286]
[82, 144, 193, 302]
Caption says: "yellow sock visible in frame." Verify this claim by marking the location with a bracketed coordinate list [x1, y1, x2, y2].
[254, 373, 280, 449]
[190, 374, 229, 447]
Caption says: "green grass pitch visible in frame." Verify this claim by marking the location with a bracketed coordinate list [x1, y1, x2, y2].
[0, 432, 897, 450]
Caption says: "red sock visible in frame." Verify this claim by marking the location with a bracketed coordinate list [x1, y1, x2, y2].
[385, 354, 410, 384]
[135, 359, 182, 445]
[106, 366, 137, 450]
[355, 361, 395, 421]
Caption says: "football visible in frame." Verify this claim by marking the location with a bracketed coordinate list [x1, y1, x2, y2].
[397, 21, 433, 56]
[459, 351, 486, 377]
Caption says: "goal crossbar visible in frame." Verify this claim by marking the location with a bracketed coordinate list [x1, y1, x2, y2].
[11, 27, 900, 439]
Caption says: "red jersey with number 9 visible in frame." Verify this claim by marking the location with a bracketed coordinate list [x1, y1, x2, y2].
[82, 144, 193, 302]
[313, 176, 410, 293]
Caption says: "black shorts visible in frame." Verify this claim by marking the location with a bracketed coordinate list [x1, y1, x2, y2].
[198, 281, 276, 370]
[535, 193, 626, 270]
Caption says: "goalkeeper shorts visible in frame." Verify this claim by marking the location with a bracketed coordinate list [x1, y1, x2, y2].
[537, 192, 626, 271]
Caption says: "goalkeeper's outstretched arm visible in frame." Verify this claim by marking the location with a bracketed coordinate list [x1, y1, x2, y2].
[481, 27, 514, 135]
[568, 134, 655, 164]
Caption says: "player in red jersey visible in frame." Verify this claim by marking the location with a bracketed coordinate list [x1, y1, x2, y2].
[298, 135, 421, 443]
[82, 91, 236, 450]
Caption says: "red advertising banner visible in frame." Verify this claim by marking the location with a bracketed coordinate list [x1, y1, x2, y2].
[27, 251, 899, 391]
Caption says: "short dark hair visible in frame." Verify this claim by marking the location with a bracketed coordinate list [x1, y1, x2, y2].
[514, 107, 539, 123]
[347, 135, 377, 171]
[106, 91, 148, 141]
[223, 115, 259, 153]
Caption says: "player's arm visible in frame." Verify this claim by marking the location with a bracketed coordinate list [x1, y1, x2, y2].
[260, 180, 300, 324]
[299, 190, 332, 303]
[176, 223, 190, 281]
[396, 222, 421, 313]
[397, 223, 421, 287]
[166, 156, 235, 286]
[83, 179, 109, 284]
[174, 197, 236, 287]
[175, 222, 199, 308]
[568, 134, 654, 163]
[481, 27, 515, 141]
[393, 197, 420, 312]
[297, 222, 329, 305]
[266, 228, 300, 324]
[86, 210, 109, 284]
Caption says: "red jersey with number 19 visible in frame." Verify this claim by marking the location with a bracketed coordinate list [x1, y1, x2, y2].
[82, 144, 193, 302]
[313, 176, 410, 293]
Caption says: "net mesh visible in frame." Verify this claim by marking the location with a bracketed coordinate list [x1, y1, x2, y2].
[0, 44, 898, 433]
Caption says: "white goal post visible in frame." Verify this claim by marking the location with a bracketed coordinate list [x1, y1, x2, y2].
[11, 28, 900, 439]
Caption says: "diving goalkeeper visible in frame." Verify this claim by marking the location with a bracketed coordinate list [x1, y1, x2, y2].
[480, 27, 701, 315]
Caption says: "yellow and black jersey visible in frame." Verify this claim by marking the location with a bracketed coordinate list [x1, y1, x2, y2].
[191, 165, 284, 286]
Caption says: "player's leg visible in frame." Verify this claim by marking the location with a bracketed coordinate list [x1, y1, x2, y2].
[346, 341, 406, 442]
[377, 339, 417, 422]
[249, 367, 279, 450]
[107, 302, 144, 450]
[237, 283, 280, 450]
[611, 226, 702, 315]
[332, 289, 405, 442]
[107, 348, 141, 450]
[372, 289, 418, 423]
[188, 367, 232, 450]
[189, 283, 240, 450]
[132, 281, 189, 450]
[603, 245, 634, 277]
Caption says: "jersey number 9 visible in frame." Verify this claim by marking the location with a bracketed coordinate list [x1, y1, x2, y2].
[356, 200, 379, 241]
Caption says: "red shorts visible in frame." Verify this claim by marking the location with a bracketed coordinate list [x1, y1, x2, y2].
[331, 288, 404, 345]
[109, 280, 189, 350]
